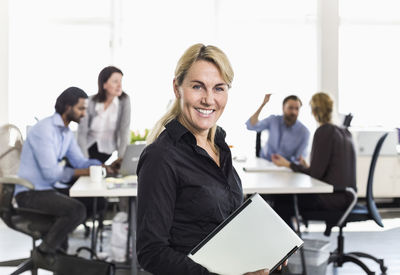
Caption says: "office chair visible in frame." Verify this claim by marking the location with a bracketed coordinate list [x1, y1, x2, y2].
[0, 177, 57, 274]
[0, 124, 56, 274]
[343, 113, 353, 128]
[255, 132, 262, 157]
[301, 132, 389, 275]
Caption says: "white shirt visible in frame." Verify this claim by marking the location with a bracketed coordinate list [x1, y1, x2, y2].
[88, 97, 119, 154]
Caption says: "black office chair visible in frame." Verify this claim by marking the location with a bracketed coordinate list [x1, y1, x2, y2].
[0, 124, 57, 274]
[0, 177, 58, 274]
[343, 113, 353, 128]
[256, 132, 262, 157]
[301, 132, 389, 275]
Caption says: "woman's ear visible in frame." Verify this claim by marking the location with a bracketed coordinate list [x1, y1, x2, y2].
[173, 79, 181, 99]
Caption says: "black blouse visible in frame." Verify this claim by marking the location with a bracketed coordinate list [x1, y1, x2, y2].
[290, 123, 357, 193]
[136, 119, 243, 275]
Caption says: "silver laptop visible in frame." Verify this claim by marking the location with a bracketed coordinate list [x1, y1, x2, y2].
[119, 143, 146, 176]
[188, 193, 303, 275]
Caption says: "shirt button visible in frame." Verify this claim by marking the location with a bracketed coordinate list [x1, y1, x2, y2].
[225, 186, 230, 190]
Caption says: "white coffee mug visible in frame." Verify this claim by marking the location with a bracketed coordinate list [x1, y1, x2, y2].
[90, 165, 107, 182]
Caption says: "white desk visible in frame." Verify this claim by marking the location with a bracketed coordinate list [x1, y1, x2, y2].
[70, 176, 138, 275]
[235, 157, 333, 195]
[69, 176, 137, 197]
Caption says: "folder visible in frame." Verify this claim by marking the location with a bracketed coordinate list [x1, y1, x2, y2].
[188, 193, 303, 275]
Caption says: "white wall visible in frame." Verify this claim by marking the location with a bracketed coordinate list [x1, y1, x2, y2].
[0, 0, 9, 126]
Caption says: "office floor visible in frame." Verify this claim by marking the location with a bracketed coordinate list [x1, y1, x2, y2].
[1, 215, 399, 275]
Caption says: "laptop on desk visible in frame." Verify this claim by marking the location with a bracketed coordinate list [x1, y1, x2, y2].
[188, 193, 303, 275]
[119, 143, 146, 176]
[107, 143, 146, 177]
[106, 143, 146, 189]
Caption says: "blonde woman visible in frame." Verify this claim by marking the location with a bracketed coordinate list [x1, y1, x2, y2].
[272, 92, 357, 224]
[136, 44, 272, 275]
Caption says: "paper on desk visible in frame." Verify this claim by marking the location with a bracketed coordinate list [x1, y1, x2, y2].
[106, 175, 137, 189]
[243, 165, 289, 172]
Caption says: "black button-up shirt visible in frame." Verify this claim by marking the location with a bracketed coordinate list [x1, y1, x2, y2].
[137, 119, 243, 275]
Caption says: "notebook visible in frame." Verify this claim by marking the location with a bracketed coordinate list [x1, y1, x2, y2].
[105, 175, 137, 189]
[188, 193, 303, 275]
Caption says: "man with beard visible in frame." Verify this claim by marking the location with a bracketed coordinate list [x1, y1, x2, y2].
[246, 94, 309, 163]
[14, 87, 113, 257]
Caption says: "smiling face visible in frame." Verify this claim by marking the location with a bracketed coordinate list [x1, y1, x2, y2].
[174, 60, 228, 137]
[103, 72, 123, 98]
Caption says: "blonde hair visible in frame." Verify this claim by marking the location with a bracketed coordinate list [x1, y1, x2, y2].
[147, 44, 234, 145]
[310, 92, 333, 124]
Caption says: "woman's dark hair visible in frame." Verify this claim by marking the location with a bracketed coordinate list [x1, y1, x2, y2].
[55, 87, 88, 115]
[93, 66, 127, 102]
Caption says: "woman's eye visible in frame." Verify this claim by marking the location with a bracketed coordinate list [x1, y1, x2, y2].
[215, 87, 225, 92]
[193, 85, 202, 90]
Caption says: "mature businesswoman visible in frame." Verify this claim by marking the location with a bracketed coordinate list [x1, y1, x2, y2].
[78, 66, 131, 164]
[271, 92, 357, 223]
[136, 44, 273, 275]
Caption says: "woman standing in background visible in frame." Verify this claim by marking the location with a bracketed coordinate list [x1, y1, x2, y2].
[78, 66, 131, 164]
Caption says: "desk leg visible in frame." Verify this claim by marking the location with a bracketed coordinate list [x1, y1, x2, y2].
[129, 197, 137, 275]
[91, 197, 98, 258]
[293, 194, 307, 275]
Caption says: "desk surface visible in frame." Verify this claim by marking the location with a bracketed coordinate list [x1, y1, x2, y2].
[70, 158, 332, 197]
[70, 176, 137, 197]
[235, 157, 333, 194]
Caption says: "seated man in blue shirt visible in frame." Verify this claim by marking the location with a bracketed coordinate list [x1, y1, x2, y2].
[14, 87, 114, 256]
[246, 94, 310, 163]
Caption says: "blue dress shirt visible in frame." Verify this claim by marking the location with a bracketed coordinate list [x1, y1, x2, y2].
[15, 113, 101, 195]
[246, 115, 310, 162]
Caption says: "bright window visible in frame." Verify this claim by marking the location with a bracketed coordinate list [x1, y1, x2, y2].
[118, 0, 318, 155]
[9, 0, 318, 156]
[9, 0, 112, 133]
[339, 0, 400, 128]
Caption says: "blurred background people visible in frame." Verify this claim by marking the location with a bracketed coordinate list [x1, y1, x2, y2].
[271, 92, 357, 227]
[15, 87, 113, 255]
[78, 66, 131, 165]
[246, 94, 309, 163]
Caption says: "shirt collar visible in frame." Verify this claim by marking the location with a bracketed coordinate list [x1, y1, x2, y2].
[165, 119, 228, 151]
[95, 96, 120, 113]
[280, 115, 299, 129]
[52, 113, 69, 131]
[165, 119, 195, 145]
[112, 96, 120, 106]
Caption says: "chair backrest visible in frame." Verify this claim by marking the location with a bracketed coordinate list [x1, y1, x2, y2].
[0, 124, 23, 177]
[0, 182, 16, 228]
[255, 132, 262, 157]
[342, 113, 353, 128]
[0, 125, 23, 225]
[366, 132, 388, 227]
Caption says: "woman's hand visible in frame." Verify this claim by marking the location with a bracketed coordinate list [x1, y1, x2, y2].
[243, 268, 269, 275]
[243, 260, 288, 275]
[298, 156, 309, 168]
[271, 154, 290, 168]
